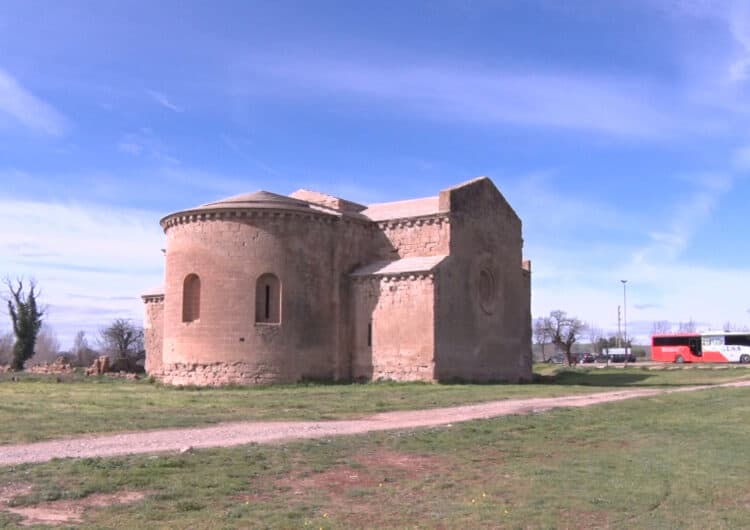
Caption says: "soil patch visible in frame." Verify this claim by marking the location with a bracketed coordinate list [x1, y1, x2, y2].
[252, 449, 448, 524]
[0, 483, 33, 504]
[2, 490, 146, 526]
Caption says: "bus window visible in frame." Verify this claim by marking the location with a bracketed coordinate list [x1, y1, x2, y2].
[654, 336, 692, 347]
[702, 335, 724, 347]
[725, 334, 750, 347]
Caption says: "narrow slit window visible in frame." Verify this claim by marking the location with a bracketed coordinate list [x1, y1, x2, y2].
[367, 321, 372, 347]
[182, 273, 201, 322]
[265, 284, 271, 319]
[256, 273, 281, 324]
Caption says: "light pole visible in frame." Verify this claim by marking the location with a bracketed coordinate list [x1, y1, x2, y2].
[621, 280, 628, 365]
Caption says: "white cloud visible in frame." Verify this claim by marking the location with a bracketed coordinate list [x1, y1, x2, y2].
[517, 166, 750, 341]
[147, 89, 183, 113]
[531, 248, 750, 343]
[117, 129, 179, 164]
[726, 2, 750, 81]
[632, 172, 733, 263]
[118, 141, 143, 155]
[664, 0, 750, 86]
[732, 143, 750, 169]
[0, 199, 165, 348]
[242, 58, 687, 139]
[0, 67, 67, 135]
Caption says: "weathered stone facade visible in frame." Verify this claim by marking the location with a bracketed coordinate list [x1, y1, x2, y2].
[142, 177, 532, 386]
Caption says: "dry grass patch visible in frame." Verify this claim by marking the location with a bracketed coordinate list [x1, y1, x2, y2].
[246, 449, 450, 526]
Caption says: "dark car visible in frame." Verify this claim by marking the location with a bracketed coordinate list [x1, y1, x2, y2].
[609, 352, 637, 363]
[546, 353, 566, 364]
[579, 352, 595, 363]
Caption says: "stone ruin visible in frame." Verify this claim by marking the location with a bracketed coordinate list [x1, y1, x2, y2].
[27, 356, 76, 375]
[85, 356, 139, 379]
[0, 355, 139, 379]
[85, 356, 110, 376]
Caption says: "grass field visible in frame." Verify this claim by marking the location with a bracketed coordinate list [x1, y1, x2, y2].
[1, 377, 749, 528]
[0, 366, 748, 445]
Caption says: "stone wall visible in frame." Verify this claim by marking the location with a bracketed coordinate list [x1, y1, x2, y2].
[374, 216, 450, 260]
[159, 208, 391, 384]
[143, 294, 164, 374]
[152, 361, 285, 386]
[351, 274, 435, 381]
[434, 178, 533, 383]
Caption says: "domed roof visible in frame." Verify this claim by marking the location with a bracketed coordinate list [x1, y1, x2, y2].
[198, 191, 311, 210]
[160, 189, 339, 229]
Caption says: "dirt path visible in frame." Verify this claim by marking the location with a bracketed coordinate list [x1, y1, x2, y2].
[3, 380, 750, 467]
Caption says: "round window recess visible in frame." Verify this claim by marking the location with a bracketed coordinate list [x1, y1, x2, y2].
[478, 269, 496, 314]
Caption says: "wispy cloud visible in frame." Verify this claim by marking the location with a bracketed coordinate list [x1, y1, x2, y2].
[518, 165, 750, 338]
[241, 58, 688, 139]
[146, 89, 183, 113]
[632, 172, 734, 263]
[724, 1, 750, 82]
[0, 198, 164, 346]
[117, 128, 179, 164]
[0, 67, 67, 135]
[664, 0, 750, 88]
[117, 141, 143, 156]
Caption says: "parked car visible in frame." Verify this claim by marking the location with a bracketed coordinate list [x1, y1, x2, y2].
[609, 352, 637, 363]
[594, 354, 610, 363]
[579, 352, 595, 363]
[546, 353, 567, 364]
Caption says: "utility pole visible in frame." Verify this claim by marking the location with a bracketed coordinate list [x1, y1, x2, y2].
[622, 280, 628, 367]
[617, 305, 622, 348]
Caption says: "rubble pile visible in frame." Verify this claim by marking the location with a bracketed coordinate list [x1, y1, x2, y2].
[27, 356, 76, 375]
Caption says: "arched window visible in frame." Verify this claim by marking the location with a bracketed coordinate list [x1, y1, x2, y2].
[182, 274, 201, 322]
[255, 273, 281, 324]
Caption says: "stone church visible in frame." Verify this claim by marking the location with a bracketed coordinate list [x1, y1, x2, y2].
[142, 177, 532, 386]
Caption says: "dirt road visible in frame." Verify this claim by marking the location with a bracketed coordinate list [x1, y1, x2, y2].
[3, 380, 750, 467]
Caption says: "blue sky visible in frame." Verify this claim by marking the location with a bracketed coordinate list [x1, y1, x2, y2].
[2, 0, 750, 347]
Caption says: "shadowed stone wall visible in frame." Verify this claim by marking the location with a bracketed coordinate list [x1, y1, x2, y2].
[433, 178, 533, 383]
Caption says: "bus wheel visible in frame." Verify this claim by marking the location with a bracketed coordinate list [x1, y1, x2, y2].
[740, 354, 750, 364]
[675, 355, 684, 364]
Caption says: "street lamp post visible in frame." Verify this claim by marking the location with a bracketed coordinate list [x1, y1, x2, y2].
[621, 280, 628, 366]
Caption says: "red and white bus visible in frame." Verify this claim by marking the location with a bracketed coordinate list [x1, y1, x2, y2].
[651, 332, 750, 363]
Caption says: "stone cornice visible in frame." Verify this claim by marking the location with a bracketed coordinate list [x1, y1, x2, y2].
[352, 272, 435, 283]
[375, 214, 450, 231]
[160, 207, 339, 232]
[159, 206, 451, 234]
[142, 294, 165, 303]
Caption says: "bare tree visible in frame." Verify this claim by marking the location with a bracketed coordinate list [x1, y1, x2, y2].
[71, 330, 98, 367]
[30, 323, 61, 364]
[0, 332, 12, 365]
[652, 320, 671, 335]
[587, 323, 603, 353]
[533, 316, 553, 361]
[678, 319, 696, 333]
[5, 278, 44, 370]
[722, 321, 749, 332]
[545, 310, 586, 366]
[98, 319, 144, 371]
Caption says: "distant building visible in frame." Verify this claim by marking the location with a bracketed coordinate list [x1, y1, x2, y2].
[142, 177, 532, 386]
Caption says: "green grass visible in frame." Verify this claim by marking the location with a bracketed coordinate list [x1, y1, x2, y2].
[0, 366, 747, 445]
[1, 383, 750, 528]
